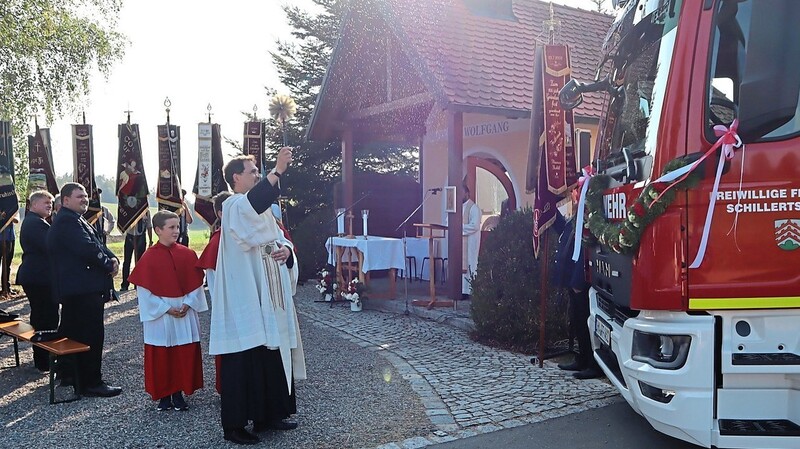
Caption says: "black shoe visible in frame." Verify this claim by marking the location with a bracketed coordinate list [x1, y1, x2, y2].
[557, 361, 585, 371]
[223, 428, 260, 445]
[171, 392, 188, 411]
[574, 366, 604, 380]
[58, 377, 74, 387]
[82, 382, 122, 397]
[119, 283, 129, 291]
[253, 419, 298, 432]
[461, 294, 471, 301]
[157, 396, 172, 411]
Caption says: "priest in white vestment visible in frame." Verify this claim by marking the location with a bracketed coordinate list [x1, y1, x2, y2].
[462, 184, 481, 298]
[209, 148, 305, 445]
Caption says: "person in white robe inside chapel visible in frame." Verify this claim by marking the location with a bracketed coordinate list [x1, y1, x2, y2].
[209, 147, 305, 446]
[462, 184, 481, 300]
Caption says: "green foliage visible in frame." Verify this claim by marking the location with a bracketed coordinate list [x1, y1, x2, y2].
[289, 205, 334, 282]
[1, 0, 126, 200]
[470, 208, 569, 351]
[263, 0, 418, 233]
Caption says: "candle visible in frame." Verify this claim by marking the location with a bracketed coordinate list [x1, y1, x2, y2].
[361, 209, 369, 237]
[336, 208, 345, 234]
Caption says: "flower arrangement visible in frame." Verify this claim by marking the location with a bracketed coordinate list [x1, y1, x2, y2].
[341, 278, 367, 308]
[316, 268, 336, 300]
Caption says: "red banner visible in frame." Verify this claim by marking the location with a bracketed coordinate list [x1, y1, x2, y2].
[27, 128, 59, 197]
[116, 123, 149, 233]
[542, 45, 578, 195]
[243, 121, 265, 174]
[157, 124, 183, 211]
[72, 124, 101, 223]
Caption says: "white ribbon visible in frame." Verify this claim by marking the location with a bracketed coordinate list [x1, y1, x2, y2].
[571, 168, 593, 262]
[689, 122, 742, 268]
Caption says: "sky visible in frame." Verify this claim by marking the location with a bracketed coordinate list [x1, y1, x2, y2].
[43, 0, 609, 191]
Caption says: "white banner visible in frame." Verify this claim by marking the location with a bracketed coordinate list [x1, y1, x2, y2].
[197, 123, 213, 197]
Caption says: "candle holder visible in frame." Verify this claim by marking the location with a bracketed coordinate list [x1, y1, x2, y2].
[361, 209, 369, 239]
[346, 212, 355, 239]
[336, 208, 346, 236]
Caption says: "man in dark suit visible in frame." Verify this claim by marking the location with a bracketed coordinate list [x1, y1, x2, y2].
[48, 183, 122, 397]
[552, 210, 603, 380]
[17, 190, 59, 372]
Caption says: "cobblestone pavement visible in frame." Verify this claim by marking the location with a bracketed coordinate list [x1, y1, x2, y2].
[297, 285, 619, 448]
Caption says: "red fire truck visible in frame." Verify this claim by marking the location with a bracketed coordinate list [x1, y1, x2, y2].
[559, 0, 800, 447]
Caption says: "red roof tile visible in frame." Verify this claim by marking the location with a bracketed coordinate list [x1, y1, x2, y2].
[382, 0, 613, 118]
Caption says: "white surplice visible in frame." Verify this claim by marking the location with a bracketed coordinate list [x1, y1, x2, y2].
[209, 193, 306, 390]
[137, 286, 208, 347]
[462, 199, 481, 294]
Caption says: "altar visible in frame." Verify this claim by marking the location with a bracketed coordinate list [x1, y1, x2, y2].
[325, 236, 405, 299]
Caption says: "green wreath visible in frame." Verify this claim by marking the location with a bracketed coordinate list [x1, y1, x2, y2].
[583, 158, 702, 255]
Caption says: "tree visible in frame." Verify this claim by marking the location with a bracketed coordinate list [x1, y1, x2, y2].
[265, 0, 418, 232]
[0, 0, 126, 198]
[589, 0, 608, 13]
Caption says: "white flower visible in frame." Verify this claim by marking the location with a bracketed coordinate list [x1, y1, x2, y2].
[350, 293, 359, 302]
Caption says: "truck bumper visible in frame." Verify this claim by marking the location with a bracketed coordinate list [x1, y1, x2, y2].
[591, 290, 800, 448]
[589, 288, 716, 447]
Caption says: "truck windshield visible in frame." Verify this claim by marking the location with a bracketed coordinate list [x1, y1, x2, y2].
[595, 0, 682, 182]
[707, 0, 800, 141]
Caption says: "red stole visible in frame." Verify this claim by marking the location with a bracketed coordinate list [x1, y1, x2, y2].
[129, 241, 204, 297]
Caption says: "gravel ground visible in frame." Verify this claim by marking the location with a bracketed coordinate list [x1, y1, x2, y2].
[0, 286, 433, 448]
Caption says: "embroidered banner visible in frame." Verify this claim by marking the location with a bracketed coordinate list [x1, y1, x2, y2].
[116, 123, 149, 233]
[193, 123, 225, 227]
[0, 121, 18, 232]
[72, 124, 102, 224]
[542, 44, 579, 195]
[27, 127, 59, 197]
[528, 47, 560, 258]
[157, 124, 183, 211]
[243, 121, 265, 174]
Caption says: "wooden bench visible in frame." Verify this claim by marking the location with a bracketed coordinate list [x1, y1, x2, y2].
[0, 320, 90, 404]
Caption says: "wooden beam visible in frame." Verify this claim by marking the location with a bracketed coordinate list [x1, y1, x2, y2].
[447, 111, 464, 302]
[345, 92, 434, 121]
[341, 128, 354, 210]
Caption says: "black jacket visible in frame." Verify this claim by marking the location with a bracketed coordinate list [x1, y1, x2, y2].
[47, 208, 117, 298]
[16, 211, 51, 286]
[551, 213, 589, 291]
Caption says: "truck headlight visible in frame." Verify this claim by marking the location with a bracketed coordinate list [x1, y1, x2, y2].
[632, 330, 691, 370]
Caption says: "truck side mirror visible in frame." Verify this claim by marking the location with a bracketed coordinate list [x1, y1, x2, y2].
[559, 79, 584, 110]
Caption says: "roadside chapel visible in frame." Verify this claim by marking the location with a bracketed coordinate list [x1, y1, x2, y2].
[308, 0, 612, 301]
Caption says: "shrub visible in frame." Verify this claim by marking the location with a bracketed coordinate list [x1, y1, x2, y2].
[290, 206, 335, 282]
[470, 208, 569, 352]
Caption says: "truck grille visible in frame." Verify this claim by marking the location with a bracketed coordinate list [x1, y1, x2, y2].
[596, 294, 636, 327]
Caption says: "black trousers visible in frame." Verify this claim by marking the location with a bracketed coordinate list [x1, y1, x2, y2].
[568, 287, 597, 369]
[22, 284, 60, 371]
[58, 292, 105, 388]
[121, 233, 146, 288]
[220, 347, 296, 430]
[1, 239, 14, 291]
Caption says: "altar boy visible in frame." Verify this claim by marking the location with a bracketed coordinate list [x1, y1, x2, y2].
[130, 210, 208, 411]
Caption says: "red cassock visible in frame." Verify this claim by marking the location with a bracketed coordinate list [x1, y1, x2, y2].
[196, 229, 222, 393]
[129, 242, 206, 400]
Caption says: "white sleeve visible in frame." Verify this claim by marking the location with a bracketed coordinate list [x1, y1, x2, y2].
[182, 286, 209, 313]
[137, 286, 171, 322]
[228, 197, 277, 250]
[463, 204, 481, 235]
[205, 269, 216, 296]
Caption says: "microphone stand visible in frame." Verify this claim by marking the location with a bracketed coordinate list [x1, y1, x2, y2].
[394, 189, 437, 315]
[319, 192, 371, 306]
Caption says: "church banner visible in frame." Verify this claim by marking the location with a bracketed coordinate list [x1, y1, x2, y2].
[116, 123, 149, 233]
[27, 127, 59, 197]
[157, 124, 183, 211]
[0, 121, 18, 232]
[528, 47, 558, 258]
[542, 44, 578, 195]
[193, 123, 225, 227]
[243, 121, 265, 174]
[72, 124, 102, 224]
